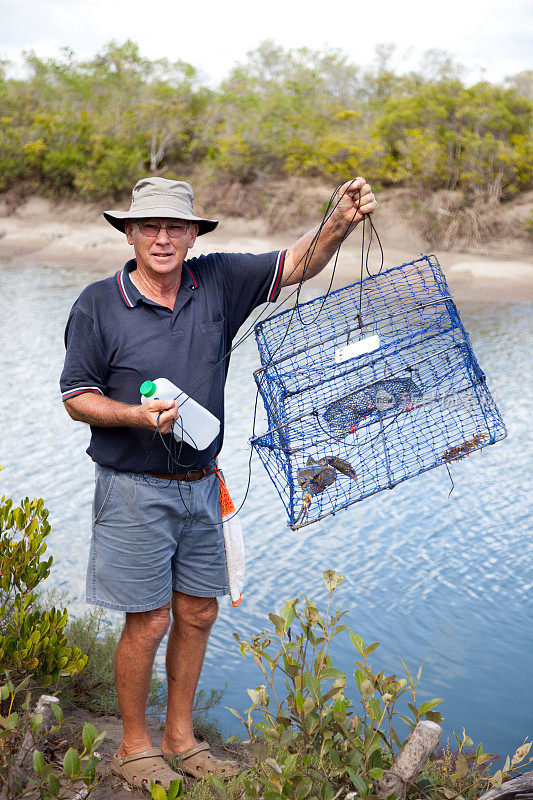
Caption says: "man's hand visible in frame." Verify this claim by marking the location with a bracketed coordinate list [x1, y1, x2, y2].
[331, 177, 377, 231]
[281, 176, 377, 287]
[131, 399, 179, 434]
[64, 392, 179, 433]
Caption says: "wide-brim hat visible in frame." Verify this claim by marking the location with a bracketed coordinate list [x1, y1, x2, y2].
[104, 177, 218, 236]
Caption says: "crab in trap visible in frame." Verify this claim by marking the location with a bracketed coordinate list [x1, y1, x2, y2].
[294, 456, 357, 528]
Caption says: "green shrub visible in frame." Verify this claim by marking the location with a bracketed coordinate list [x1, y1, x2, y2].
[0, 484, 87, 687]
[227, 569, 436, 798]
[216, 570, 531, 800]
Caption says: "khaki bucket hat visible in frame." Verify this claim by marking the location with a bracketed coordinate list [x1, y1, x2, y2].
[104, 177, 218, 236]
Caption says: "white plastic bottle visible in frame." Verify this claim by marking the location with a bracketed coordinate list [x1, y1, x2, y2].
[140, 378, 220, 450]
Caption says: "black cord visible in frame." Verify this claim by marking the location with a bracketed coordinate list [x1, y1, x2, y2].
[146, 181, 383, 525]
[445, 463, 455, 497]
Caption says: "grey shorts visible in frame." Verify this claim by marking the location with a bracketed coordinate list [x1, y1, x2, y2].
[87, 465, 229, 612]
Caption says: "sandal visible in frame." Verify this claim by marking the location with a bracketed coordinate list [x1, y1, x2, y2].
[171, 742, 240, 780]
[112, 747, 182, 791]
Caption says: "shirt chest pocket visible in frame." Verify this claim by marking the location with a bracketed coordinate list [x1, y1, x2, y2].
[200, 317, 226, 366]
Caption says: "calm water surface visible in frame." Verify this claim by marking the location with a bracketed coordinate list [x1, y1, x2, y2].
[0, 260, 531, 758]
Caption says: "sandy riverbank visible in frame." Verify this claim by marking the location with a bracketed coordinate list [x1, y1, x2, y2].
[0, 196, 532, 303]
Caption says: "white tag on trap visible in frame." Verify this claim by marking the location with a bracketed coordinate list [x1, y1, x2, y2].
[335, 334, 380, 364]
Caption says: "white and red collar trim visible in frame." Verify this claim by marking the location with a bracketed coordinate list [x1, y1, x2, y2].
[116, 268, 135, 307]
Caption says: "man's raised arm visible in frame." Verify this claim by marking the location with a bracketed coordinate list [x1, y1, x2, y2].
[281, 177, 377, 288]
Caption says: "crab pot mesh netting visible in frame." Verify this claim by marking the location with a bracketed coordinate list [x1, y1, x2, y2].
[251, 255, 507, 530]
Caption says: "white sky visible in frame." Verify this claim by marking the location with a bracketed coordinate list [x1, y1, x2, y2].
[1, 0, 531, 85]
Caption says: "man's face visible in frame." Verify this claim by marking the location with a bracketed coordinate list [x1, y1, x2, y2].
[125, 217, 199, 276]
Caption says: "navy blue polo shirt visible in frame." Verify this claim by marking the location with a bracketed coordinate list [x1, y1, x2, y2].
[60, 250, 286, 472]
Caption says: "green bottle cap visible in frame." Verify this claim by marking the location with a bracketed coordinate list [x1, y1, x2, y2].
[140, 380, 156, 398]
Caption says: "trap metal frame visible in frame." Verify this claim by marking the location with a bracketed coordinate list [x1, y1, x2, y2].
[251, 255, 507, 530]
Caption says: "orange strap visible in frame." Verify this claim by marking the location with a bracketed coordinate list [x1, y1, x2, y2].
[215, 460, 236, 516]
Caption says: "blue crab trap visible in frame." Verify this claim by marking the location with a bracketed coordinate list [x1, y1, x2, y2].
[251, 255, 507, 530]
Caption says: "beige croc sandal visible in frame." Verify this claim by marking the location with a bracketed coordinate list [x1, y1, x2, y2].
[173, 742, 240, 779]
[112, 747, 182, 791]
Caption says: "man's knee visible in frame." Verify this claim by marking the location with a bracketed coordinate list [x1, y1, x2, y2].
[123, 602, 171, 644]
[172, 593, 218, 631]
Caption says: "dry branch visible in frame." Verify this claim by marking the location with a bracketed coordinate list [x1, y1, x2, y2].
[477, 773, 533, 800]
[375, 719, 442, 800]
[15, 693, 59, 769]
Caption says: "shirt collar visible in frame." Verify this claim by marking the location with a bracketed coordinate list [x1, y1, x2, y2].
[116, 259, 198, 309]
[116, 260, 141, 307]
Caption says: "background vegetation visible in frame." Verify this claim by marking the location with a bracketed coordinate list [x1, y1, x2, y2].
[0, 40, 531, 219]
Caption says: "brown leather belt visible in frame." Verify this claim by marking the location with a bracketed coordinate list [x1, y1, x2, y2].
[150, 464, 216, 482]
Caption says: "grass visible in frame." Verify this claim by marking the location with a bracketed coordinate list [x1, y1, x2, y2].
[181, 775, 244, 800]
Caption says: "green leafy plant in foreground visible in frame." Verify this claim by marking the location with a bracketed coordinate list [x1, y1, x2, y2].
[226, 569, 439, 799]
[214, 571, 531, 800]
[149, 777, 185, 800]
[0, 671, 105, 800]
[0, 485, 87, 686]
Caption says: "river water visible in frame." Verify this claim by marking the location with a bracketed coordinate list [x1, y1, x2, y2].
[0, 259, 531, 759]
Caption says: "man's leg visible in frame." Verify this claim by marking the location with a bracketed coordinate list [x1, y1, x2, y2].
[115, 603, 171, 756]
[160, 591, 218, 753]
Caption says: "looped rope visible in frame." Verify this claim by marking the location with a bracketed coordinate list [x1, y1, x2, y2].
[145, 182, 382, 526]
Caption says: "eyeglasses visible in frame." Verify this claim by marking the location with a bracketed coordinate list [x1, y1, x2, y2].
[136, 221, 191, 238]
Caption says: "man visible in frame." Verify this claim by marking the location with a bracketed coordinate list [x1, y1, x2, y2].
[60, 176, 376, 789]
